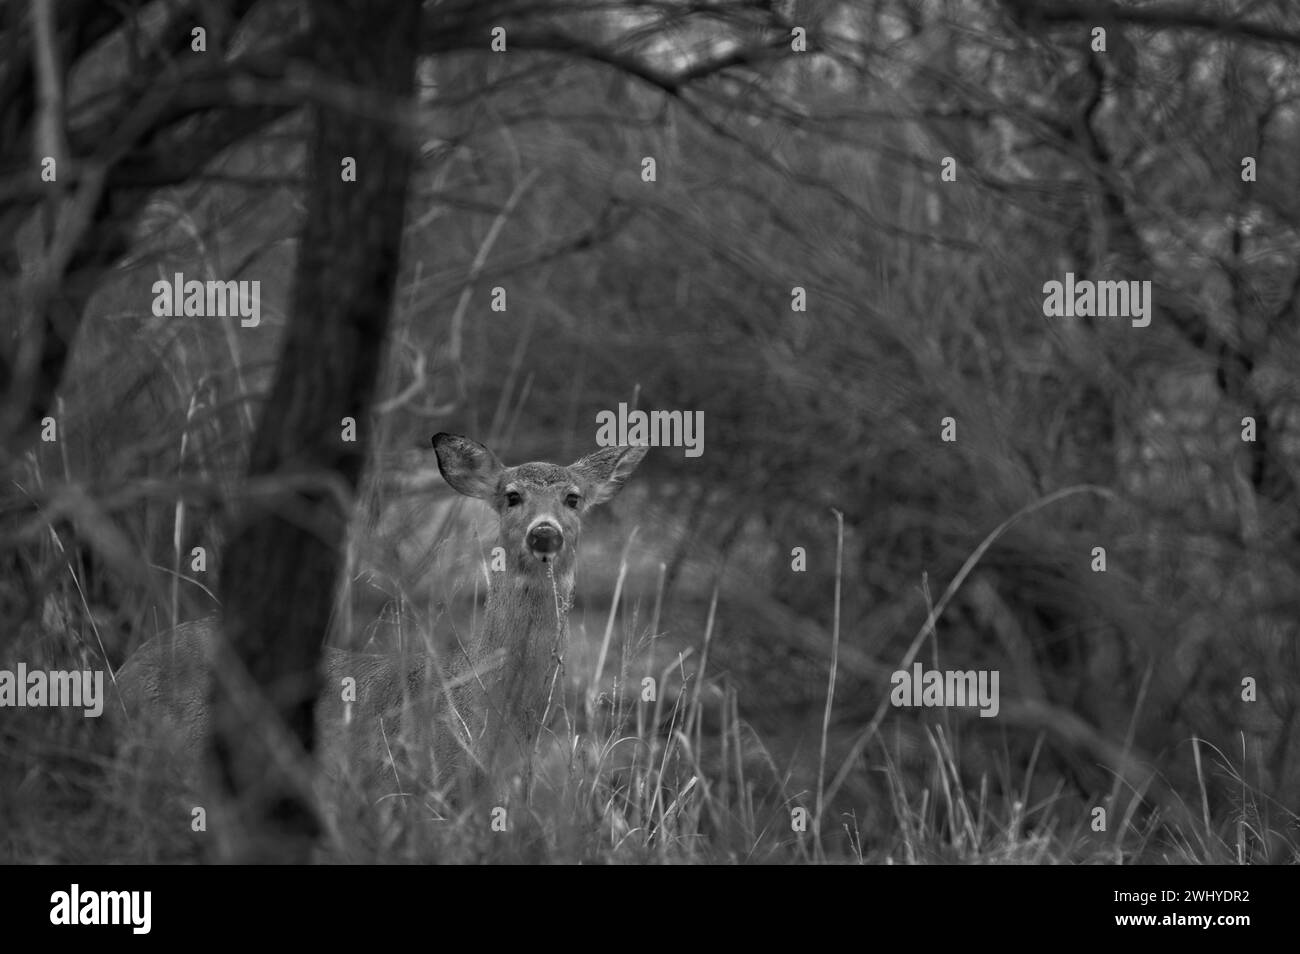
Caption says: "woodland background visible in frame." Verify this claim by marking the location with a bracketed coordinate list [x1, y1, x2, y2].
[1, 0, 1298, 862]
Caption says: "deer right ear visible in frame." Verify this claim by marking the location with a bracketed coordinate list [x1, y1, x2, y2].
[571, 444, 648, 506]
[433, 433, 503, 499]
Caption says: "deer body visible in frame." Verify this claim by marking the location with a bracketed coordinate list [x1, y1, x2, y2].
[113, 433, 646, 792]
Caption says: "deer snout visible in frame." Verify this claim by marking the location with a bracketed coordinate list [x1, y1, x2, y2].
[526, 523, 564, 558]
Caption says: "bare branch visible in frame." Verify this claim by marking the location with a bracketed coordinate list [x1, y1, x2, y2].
[1009, 0, 1300, 48]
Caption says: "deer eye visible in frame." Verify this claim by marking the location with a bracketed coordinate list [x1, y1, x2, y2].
[564, 493, 581, 510]
[505, 490, 522, 507]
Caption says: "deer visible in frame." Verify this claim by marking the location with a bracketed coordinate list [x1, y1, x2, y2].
[112, 432, 648, 795]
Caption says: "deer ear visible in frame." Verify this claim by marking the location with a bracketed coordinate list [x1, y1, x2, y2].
[571, 445, 647, 506]
[433, 433, 503, 499]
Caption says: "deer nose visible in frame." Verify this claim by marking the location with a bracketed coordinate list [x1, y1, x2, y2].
[527, 524, 563, 555]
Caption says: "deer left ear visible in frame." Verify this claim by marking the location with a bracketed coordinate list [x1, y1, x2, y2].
[571, 445, 647, 506]
[433, 433, 504, 499]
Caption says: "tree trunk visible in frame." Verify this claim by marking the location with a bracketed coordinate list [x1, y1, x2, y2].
[211, 0, 420, 862]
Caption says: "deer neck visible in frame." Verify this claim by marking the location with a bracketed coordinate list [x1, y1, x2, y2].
[473, 565, 574, 747]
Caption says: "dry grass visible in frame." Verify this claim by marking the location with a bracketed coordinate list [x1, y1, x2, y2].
[3, 506, 1295, 865]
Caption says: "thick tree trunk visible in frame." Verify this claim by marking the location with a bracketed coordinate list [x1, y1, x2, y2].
[211, 0, 420, 861]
